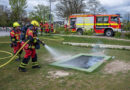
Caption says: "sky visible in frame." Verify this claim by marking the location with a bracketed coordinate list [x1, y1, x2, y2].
[0, 0, 130, 20]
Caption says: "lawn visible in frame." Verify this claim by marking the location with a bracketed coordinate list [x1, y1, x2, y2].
[0, 35, 130, 90]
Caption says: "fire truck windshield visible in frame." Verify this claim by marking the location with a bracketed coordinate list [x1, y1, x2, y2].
[120, 17, 123, 23]
[111, 16, 119, 23]
[70, 18, 76, 29]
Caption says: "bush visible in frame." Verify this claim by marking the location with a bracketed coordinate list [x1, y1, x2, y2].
[83, 29, 94, 36]
[55, 27, 65, 34]
[55, 26, 73, 35]
[115, 32, 122, 38]
[124, 32, 130, 39]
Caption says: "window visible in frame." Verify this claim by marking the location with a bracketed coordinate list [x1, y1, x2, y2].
[104, 17, 109, 23]
[96, 16, 109, 27]
[96, 16, 109, 23]
[70, 18, 76, 25]
[70, 18, 76, 29]
[111, 17, 118, 23]
[96, 17, 103, 23]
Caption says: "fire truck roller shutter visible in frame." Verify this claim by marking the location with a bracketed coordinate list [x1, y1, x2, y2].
[76, 17, 84, 28]
[83, 17, 94, 31]
[76, 16, 94, 31]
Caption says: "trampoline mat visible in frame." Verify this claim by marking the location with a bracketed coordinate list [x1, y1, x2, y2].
[60, 55, 104, 69]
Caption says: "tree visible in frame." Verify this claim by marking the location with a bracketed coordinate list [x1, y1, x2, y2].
[0, 12, 8, 26]
[9, 0, 27, 21]
[56, 0, 86, 18]
[124, 12, 130, 22]
[0, 5, 12, 26]
[123, 12, 130, 31]
[29, 4, 51, 22]
[86, 0, 106, 14]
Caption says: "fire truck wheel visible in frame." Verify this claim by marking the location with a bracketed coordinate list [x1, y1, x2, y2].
[105, 30, 114, 37]
[77, 29, 83, 35]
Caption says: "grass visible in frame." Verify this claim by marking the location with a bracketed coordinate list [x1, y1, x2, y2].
[61, 36, 130, 46]
[0, 35, 130, 90]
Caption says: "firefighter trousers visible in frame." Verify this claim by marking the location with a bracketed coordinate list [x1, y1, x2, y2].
[19, 49, 39, 68]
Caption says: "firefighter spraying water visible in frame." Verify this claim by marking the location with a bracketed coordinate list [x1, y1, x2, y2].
[18, 20, 45, 72]
[0, 20, 60, 70]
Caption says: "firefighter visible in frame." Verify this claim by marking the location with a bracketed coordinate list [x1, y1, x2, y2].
[43, 21, 49, 33]
[18, 20, 41, 72]
[21, 22, 28, 41]
[40, 21, 44, 36]
[10, 22, 22, 61]
[50, 23, 53, 33]
[64, 24, 68, 32]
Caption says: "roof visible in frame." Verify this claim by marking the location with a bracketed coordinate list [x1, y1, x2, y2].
[69, 14, 119, 18]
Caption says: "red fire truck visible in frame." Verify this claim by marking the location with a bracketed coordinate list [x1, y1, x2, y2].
[69, 14, 122, 36]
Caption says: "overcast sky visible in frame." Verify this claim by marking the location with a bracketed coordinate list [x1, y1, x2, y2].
[0, 0, 130, 20]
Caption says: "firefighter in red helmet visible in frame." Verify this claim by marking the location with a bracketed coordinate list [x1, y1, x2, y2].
[10, 22, 22, 61]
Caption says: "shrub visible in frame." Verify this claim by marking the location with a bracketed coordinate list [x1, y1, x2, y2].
[55, 27, 65, 34]
[83, 29, 94, 35]
[115, 32, 121, 38]
[124, 32, 130, 39]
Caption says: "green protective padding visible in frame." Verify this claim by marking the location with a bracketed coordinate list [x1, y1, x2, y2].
[50, 53, 112, 73]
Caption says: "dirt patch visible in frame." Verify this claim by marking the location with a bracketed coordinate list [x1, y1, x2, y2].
[103, 60, 130, 74]
[47, 70, 71, 79]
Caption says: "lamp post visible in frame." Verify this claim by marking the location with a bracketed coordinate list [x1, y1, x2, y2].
[49, 0, 51, 25]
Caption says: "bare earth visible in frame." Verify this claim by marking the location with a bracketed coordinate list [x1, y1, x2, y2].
[103, 60, 130, 74]
[47, 70, 70, 79]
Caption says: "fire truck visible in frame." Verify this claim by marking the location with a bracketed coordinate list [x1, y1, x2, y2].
[69, 14, 122, 36]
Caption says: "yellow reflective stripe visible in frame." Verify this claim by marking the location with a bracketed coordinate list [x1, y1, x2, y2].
[29, 31, 33, 33]
[32, 46, 35, 49]
[110, 23, 118, 25]
[32, 62, 38, 64]
[32, 62, 39, 66]
[33, 39, 37, 43]
[20, 62, 27, 68]
[28, 46, 32, 48]
[96, 23, 110, 25]
[12, 38, 15, 41]
[26, 35, 28, 38]
[11, 32, 15, 34]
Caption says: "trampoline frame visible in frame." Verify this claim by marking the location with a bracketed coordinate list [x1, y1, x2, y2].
[50, 53, 112, 72]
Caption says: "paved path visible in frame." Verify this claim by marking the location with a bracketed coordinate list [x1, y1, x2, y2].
[0, 31, 10, 37]
[56, 34, 130, 42]
[63, 42, 130, 50]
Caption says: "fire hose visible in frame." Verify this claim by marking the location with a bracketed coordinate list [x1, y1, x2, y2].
[0, 50, 13, 60]
[0, 40, 29, 68]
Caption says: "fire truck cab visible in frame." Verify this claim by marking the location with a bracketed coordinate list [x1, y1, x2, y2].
[69, 14, 122, 36]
